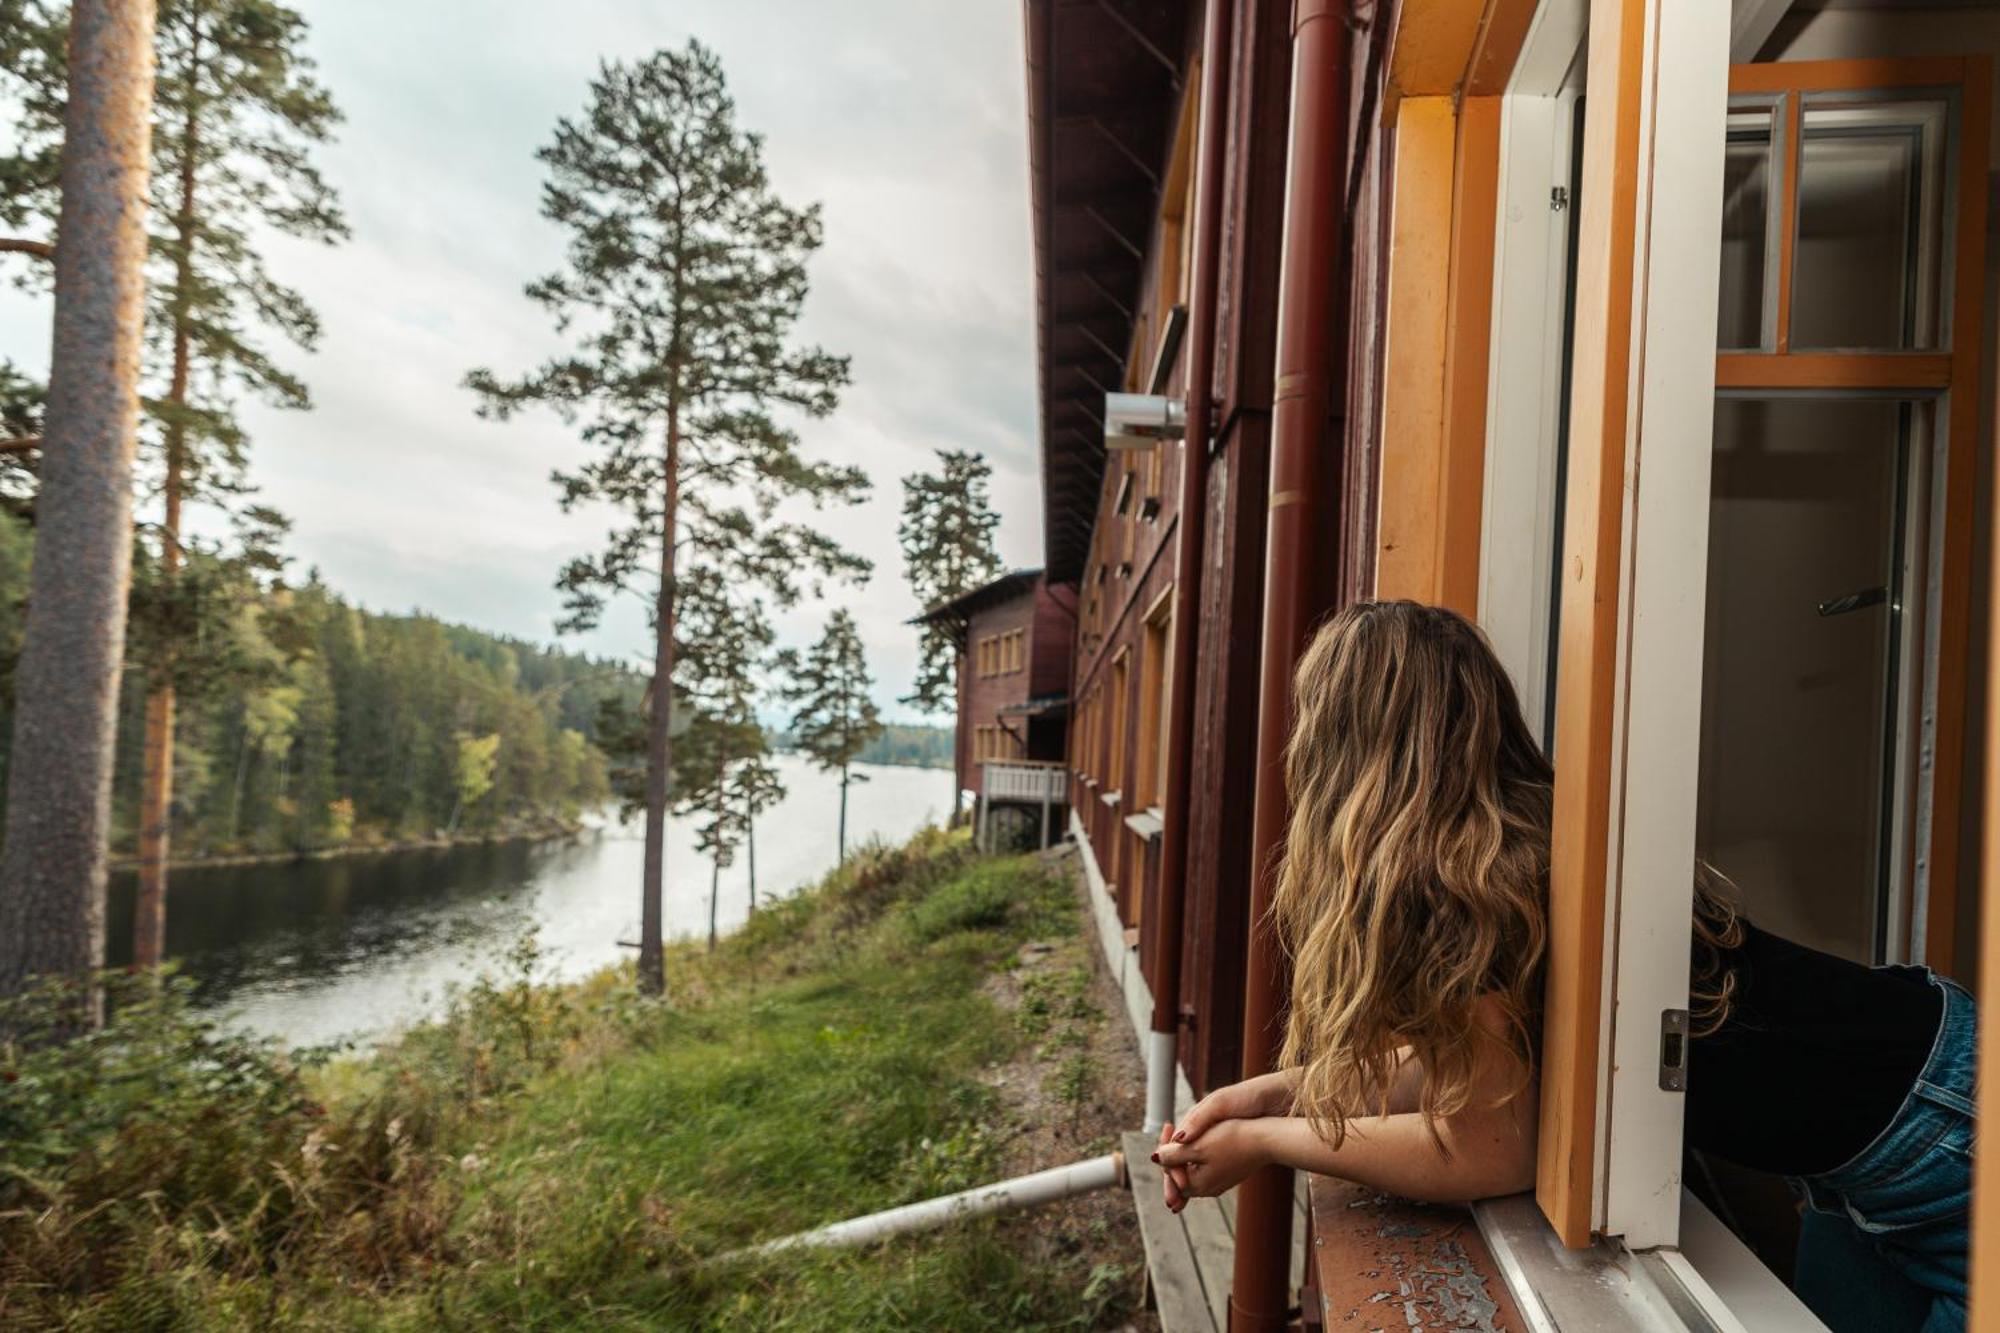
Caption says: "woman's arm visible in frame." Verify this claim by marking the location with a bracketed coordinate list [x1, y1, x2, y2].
[1172, 1046, 1424, 1144]
[1156, 999, 1537, 1207]
[1156, 1083, 1537, 1206]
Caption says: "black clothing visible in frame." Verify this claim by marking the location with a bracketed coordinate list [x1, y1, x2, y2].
[1684, 922, 1943, 1178]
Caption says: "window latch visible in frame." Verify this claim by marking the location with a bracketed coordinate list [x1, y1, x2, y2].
[1659, 1009, 1690, 1092]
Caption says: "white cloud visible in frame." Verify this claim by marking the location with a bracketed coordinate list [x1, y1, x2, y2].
[0, 0, 1042, 720]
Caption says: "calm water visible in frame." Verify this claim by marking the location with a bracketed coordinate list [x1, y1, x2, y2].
[105, 756, 952, 1048]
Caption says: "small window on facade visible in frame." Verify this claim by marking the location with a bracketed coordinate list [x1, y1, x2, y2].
[1136, 593, 1173, 812]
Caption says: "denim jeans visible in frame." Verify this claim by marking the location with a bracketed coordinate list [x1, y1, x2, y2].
[1797, 971, 1975, 1333]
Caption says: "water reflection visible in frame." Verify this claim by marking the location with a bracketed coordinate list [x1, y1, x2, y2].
[104, 757, 947, 1048]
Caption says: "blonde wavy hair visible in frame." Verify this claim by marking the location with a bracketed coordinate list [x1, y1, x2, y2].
[1274, 601, 1742, 1149]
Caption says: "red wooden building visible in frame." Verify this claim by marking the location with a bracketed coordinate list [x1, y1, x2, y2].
[1024, 0, 2000, 1328]
[915, 569, 1074, 843]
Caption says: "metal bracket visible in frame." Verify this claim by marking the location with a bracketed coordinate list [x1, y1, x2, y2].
[1659, 1009, 1691, 1092]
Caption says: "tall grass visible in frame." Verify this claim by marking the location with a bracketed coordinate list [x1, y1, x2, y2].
[0, 830, 1132, 1330]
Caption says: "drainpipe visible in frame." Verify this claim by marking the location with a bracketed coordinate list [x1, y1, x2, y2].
[1146, 0, 1235, 1135]
[1230, 1, 1349, 1329]
[728, 1151, 1127, 1259]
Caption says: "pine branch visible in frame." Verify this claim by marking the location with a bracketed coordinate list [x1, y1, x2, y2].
[0, 237, 53, 260]
[0, 436, 41, 454]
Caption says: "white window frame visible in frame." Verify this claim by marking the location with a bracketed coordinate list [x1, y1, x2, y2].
[1473, 0, 1850, 1323]
[1477, 0, 1735, 1257]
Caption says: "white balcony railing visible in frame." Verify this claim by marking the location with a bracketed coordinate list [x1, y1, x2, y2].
[981, 758, 1067, 803]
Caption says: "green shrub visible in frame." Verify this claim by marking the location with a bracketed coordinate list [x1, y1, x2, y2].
[901, 863, 1018, 943]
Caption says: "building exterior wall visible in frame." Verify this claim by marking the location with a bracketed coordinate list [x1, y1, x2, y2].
[952, 575, 1075, 801]
[1038, 0, 2000, 1312]
[963, 590, 1037, 798]
[1058, 0, 1297, 1098]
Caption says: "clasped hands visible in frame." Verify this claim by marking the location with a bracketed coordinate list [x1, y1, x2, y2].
[1149, 1069, 1293, 1214]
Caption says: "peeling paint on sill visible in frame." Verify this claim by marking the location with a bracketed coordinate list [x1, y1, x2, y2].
[1308, 1177, 1525, 1332]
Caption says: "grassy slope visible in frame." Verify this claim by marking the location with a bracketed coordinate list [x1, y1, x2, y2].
[4, 832, 1142, 1331]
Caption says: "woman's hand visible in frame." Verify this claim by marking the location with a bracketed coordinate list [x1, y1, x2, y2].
[1171, 1070, 1295, 1145]
[1153, 1119, 1272, 1211]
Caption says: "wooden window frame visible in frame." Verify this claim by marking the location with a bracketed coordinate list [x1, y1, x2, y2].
[1531, 0, 1734, 1252]
[1135, 587, 1174, 813]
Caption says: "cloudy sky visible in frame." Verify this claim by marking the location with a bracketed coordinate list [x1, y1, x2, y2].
[0, 1, 1044, 723]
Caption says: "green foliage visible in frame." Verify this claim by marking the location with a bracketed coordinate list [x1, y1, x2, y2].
[82, 574, 633, 859]
[1, 0, 349, 629]
[466, 39, 868, 639]
[901, 860, 1020, 943]
[140, 0, 347, 493]
[777, 609, 883, 782]
[900, 449, 1003, 713]
[671, 571, 783, 876]
[453, 731, 501, 820]
[0, 834, 1134, 1329]
[853, 721, 953, 769]
[0, 1, 65, 250]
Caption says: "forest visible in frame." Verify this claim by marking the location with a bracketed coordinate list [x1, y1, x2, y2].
[0, 506, 634, 862]
[836, 723, 951, 769]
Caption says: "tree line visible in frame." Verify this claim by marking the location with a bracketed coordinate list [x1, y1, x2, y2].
[103, 574, 627, 861]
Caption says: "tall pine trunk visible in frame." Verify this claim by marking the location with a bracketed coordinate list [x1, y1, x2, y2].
[745, 785, 757, 915]
[226, 727, 249, 842]
[638, 409, 681, 994]
[706, 854, 719, 951]
[837, 763, 849, 863]
[0, 0, 157, 1011]
[706, 747, 723, 950]
[134, 49, 200, 969]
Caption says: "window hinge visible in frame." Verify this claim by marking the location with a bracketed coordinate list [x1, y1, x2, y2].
[1551, 185, 1570, 212]
[1659, 1009, 1690, 1091]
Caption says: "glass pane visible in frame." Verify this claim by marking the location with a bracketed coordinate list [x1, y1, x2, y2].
[1717, 115, 1774, 350]
[1697, 397, 1922, 964]
[1790, 104, 1945, 350]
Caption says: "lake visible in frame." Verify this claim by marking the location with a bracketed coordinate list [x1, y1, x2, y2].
[105, 755, 954, 1048]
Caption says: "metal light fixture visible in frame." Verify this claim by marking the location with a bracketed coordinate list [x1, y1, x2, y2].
[1103, 392, 1185, 451]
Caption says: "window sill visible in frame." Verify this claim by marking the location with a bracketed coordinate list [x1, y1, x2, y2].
[1469, 1191, 1826, 1332]
[1123, 810, 1164, 841]
[1099, 789, 1122, 810]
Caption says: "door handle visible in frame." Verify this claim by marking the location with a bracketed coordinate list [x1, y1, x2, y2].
[1816, 586, 1889, 618]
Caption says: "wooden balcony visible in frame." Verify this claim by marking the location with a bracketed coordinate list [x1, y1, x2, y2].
[981, 758, 1068, 803]
[976, 759, 1068, 851]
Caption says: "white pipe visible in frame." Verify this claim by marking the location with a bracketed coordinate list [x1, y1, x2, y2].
[1144, 1028, 1177, 1132]
[728, 1151, 1126, 1260]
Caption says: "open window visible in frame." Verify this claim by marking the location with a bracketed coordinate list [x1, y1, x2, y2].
[1481, 0, 1990, 1285]
[1709, 58, 1988, 973]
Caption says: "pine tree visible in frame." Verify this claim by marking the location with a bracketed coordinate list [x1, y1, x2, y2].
[468, 41, 866, 995]
[899, 449, 1002, 812]
[3, 0, 348, 967]
[778, 610, 883, 863]
[672, 570, 775, 949]
[126, 0, 345, 967]
[0, 0, 156, 1012]
[731, 751, 784, 913]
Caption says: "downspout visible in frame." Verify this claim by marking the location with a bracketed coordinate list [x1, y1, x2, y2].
[1145, 0, 1234, 1134]
[1230, 1, 1350, 1330]
[728, 1152, 1127, 1259]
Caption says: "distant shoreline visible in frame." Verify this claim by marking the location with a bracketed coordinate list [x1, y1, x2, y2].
[121, 755, 952, 873]
[109, 819, 587, 874]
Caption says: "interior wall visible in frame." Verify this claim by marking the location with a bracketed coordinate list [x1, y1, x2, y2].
[1766, 6, 2000, 979]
